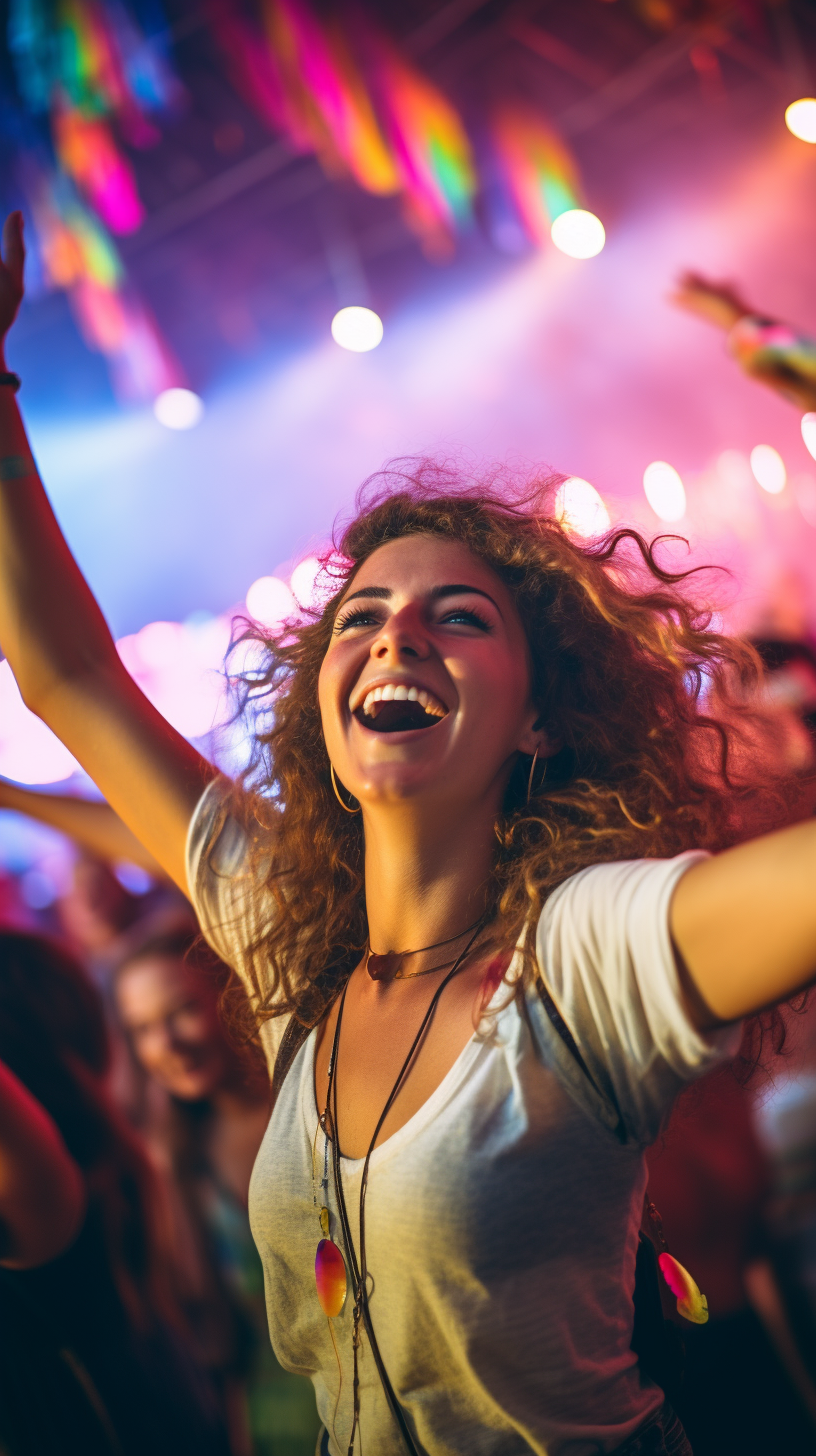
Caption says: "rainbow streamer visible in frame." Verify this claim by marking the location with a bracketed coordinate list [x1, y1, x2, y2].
[29, 170, 181, 399]
[210, 4, 299, 146]
[9, 0, 182, 231]
[9, 0, 180, 125]
[492, 107, 581, 247]
[363, 37, 475, 244]
[53, 103, 145, 233]
[260, 0, 399, 194]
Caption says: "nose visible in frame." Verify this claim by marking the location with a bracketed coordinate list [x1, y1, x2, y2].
[371, 604, 430, 663]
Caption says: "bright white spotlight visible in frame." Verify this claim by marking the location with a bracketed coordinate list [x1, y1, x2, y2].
[246, 575, 295, 628]
[785, 99, 816, 143]
[643, 461, 686, 522]
[555, 477, 610, 539]
[154, 387, 204, 430]
[802, 413, 816, 462]
[550, 209, 605, 259]
[331, 306, 383, 352]
[750, 444, 786, 494]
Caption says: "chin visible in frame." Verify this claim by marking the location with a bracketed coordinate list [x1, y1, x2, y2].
[166, 1072, 215, 1102]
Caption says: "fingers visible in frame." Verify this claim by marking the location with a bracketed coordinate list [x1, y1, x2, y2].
[2, 213, 25, 295]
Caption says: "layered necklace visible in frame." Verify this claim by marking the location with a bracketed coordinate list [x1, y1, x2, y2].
[364, 916, 483, 982]
[312, 916, 486, 1455]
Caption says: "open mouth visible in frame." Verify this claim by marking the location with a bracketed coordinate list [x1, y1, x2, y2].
[353, 683, 449, 734]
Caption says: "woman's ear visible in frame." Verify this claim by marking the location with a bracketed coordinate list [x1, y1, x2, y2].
[517, 712, 560, 760]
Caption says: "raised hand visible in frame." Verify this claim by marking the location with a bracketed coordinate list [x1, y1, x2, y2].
[0, 212, 25, 348]
[670, 270, 751, 332]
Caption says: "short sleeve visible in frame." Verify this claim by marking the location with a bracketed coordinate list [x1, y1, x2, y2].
[533, 853, 742, 1144]
[186, 776, 289, 1072]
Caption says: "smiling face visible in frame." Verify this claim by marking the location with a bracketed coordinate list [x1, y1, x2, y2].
[115, 955, 229, 1102]
[318, 533, 544, 814]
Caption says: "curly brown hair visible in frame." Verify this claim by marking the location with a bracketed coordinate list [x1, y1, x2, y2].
[225, 459, 786, 1032]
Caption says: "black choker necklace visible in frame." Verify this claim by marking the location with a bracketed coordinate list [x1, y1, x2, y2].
[366, 916, 483, 982]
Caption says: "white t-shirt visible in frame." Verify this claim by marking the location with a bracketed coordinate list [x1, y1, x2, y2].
[187, 778, 740, 1456]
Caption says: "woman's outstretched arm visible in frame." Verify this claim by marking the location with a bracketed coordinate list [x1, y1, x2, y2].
[0, 1057, 85, 1267]
[0, 781, 167, 876]
[671, 817, 816, 1027]
[0, 212, 214, 892]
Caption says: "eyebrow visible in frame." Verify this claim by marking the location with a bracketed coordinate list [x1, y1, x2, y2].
[339, 583, 502, 613]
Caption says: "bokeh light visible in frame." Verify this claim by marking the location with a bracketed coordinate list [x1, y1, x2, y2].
[555, 477, 610, 539]
[331, 306, 384, 352]
[793, 473, 816, 527]
[290, 555, 322, 608]
[0, 661, 80, 783]
[246, 575, 296, 628]
[643, 461, 686, 522]
[785, 98, 816, 143]
[154, 388, 204, 430]
[550, 209, 606, 259]
[750, 444, 786, 494]
[801, 413, 816, 462]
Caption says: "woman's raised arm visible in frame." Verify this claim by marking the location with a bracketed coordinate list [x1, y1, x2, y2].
[671, 816, 816, 1027]
[0, 213, 214, 893]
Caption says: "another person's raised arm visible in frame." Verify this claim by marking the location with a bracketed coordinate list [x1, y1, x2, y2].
[0, 781, 167, 877]
[0, 213, 213, 892]
[0, 1057, 85, 1267]
[672, 271, 816, 413]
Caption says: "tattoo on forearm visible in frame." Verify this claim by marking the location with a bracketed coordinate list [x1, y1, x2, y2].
[0, 455, 36, 481]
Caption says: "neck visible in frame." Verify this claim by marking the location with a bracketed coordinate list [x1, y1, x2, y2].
[362, 793, 498, 953]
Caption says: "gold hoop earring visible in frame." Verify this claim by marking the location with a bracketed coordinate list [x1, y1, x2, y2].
[330, 763, 360, 814]
[526, 746, 547, 805]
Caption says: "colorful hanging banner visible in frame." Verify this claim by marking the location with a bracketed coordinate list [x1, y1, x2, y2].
[260, 0, 399, 193]
[361, 34, 476, 244]
[24, 164, 182, 399]
[491, 106, 581, 246]
[8, 0, 181, 231]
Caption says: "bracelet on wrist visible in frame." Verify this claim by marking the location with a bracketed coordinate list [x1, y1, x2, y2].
[0, 372, 21, 392]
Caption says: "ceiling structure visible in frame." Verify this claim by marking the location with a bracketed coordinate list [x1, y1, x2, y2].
[5, 0, 814, 410]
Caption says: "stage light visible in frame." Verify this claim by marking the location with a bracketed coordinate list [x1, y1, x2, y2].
[290, 555, 322, 608]
[643, 461, 686, 522]
[555, 477, 610, 539]
[154, 388, 204, 430]
[331, 306, 384, 352]
[246, 575, 295, 628]
[802, 413, 816, 461]
[550, 209, 605, 259]
[750, 444, 786, 494]
[785, 99, 816, 143]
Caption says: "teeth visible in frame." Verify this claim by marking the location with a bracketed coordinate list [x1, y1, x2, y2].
[355, 683, 448, 719]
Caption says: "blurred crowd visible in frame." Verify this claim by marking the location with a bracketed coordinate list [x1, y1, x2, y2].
[0, 842, 321, 1455]
[2, 625, 816, 1456]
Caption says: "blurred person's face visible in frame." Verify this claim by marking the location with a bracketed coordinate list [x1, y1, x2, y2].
[115, 955, 228, 1101]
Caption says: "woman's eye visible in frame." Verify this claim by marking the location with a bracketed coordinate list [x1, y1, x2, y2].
[439, 608, 492, 631]
[334, 608, 381, 633]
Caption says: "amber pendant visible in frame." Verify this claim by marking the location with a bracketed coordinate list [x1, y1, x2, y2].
[367, 951, 400, 981]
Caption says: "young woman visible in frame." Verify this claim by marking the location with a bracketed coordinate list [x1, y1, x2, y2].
[3, 208, 816, 1455]
[114, 924, 320, 1456]
[0, 930, 230, 1456]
